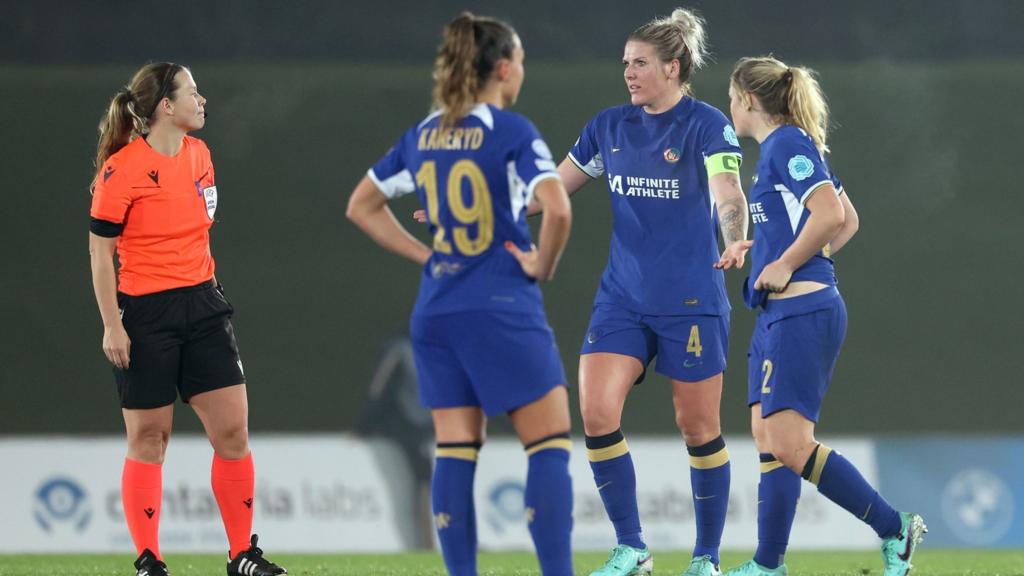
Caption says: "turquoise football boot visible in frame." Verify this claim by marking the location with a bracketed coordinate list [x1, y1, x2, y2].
[723, 560, 788, 576]
[682, 554, 722, 576]
[881, 512, 927, 576]
[589, 544, 653, 576]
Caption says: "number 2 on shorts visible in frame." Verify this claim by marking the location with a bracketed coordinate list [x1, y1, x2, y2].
[761, 359, 774, 394]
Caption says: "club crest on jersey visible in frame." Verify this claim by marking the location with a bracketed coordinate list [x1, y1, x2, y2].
[203, 186, 218, 219]
[788, 155, 814, 181]
[663, 147, 681, 163]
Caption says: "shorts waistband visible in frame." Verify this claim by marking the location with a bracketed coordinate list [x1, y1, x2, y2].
[762, 285, 839, 317]
[119, 279, 215, 299]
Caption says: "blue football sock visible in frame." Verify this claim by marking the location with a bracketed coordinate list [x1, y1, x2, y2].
[754, 453, 800, 569]
[586, 429, 645, 549]
[688, 435, 730, 566]
[524, 433, 574, 576]
[433, 442, 481, 576]
[802, 443, 901, 538]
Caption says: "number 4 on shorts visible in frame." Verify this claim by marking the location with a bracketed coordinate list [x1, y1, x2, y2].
[687, 325, 702, 357]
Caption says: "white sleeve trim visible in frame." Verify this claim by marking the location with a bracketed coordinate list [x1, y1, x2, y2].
[535, 159, 557, 172]
[367, 167, 414, 199]
[567, 151, 602, 178]
[798, 179, 834, 205]
[525, 171, 561, 197]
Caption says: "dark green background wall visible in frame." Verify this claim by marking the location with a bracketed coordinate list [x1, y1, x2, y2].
[2, 1, 1021, 435]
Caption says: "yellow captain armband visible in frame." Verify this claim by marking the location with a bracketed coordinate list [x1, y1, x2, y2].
[706, 152, 742, 178]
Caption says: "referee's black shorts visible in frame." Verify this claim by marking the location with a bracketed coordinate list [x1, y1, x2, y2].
[115, 280, 246, 409]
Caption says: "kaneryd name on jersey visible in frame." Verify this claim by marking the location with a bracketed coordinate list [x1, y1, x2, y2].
[417, 126, 485, 151]
[607, 173, 682, 200]
[749, 202, 768, 223]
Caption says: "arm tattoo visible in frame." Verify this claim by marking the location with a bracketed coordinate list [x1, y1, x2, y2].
[715, 174, 748, 245]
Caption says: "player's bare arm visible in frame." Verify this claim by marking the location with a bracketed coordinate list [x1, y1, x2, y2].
[711, 171, 751, 269]
[347, 175, 432, 266]
[828, 190, 859, 255]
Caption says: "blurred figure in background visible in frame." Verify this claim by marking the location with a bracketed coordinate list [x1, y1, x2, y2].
[346, 12, 574, 576]
[88, 63, 286, 576]
[725, 55, 924, 576]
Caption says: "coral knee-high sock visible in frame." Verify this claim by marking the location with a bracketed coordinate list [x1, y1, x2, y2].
[122, 458, 163, 559]
[212, 452, 255, 558]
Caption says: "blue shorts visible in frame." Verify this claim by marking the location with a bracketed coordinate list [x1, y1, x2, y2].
[747, 286, 847, 422]
[410, 310, 567, 416]
[580, 302, 729, 383]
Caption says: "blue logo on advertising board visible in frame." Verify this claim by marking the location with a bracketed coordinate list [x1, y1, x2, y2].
[941, 469, 1015, 545]
[485, 480, 524, 533]
[33, 477, 91, 533]
[876, 437, 1024, 547]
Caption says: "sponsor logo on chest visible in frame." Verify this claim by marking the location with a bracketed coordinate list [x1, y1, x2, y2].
[749, 201, 768, 223]
[606, 173, 681, 200]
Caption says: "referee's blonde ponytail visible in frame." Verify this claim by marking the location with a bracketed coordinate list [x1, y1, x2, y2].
[92, 62, 183, 192]
[629, 7, 708, 94]
[731, 56, 830, 153]
[432, 12, 517, 130]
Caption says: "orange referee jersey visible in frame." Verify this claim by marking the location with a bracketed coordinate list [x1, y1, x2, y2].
[91, 136, 218, 296]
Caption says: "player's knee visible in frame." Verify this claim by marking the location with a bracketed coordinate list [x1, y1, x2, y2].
[766, 436, 812, 473]
[127, 428, 170, 463]
[580, 401, 619, 435]
[770, 447, 799, 472]
[750, 426, 769, 454]
[211, 423, 249, 459]
[674, 411, 719, 446]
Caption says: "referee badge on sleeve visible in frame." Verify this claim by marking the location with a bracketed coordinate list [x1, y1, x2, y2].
[204, 186, 218, 219]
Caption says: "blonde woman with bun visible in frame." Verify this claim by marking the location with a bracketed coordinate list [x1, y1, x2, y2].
[539, 8, 748, 576]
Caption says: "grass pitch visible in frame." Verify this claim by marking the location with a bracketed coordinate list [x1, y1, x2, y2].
[1, 550, 1023, 575]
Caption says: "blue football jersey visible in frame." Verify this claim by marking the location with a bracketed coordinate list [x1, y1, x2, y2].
[568, 96, 742, 316]
[369, 104, 560, 316]
[746, 125, 843, 307]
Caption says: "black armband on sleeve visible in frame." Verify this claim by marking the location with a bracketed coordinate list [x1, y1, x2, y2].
[90, 217, 124, 237]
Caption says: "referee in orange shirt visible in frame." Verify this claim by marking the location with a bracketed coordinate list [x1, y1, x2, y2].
[88, 62, 286, 576]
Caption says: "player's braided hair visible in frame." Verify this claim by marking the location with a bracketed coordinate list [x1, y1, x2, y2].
[731, 56, 831, 153]
[92, 62, 184, 192]
[432, 12, 517, 129]
[629, 7, 708, 94]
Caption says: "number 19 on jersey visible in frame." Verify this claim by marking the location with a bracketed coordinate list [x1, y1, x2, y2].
[416, 160, 494, 256]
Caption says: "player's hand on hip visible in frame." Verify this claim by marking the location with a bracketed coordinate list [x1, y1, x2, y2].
[412, 209, 427, 223]
[102, 323, 132, 369]
[715, 239, 753, 270]
[753, 260, 794, 293]
[504, 241, 544, 280]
